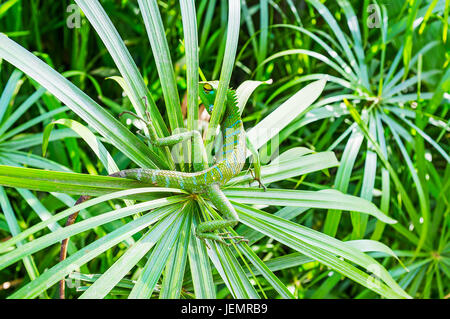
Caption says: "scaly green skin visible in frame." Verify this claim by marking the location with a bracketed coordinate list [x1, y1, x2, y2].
[59, 82, 248, 298]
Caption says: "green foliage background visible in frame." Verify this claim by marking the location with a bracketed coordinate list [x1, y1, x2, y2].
[0, 0, 448, 299]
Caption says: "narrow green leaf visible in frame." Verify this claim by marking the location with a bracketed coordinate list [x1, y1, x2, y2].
[128, 209, 186, 298]
[0, 165, 166, 197]
[74, 0, 168, 137]
[246, 79, 326, 151]
[236, 79, 272, 115]
[235, 203, 410, 298]
[8, 205, 174, 299]
[187, 213, 216, 298]
[224, 188, 397, 224]
[0, 195, 184, 271]
[0, 33, 165, 169]
[0, 187, 184, 253]
[42, 119, 119, 173]
[205, 0, 241, 155]
[0, 69, 22, 124]
[160, 209, 192, 298]
[137, 0, 183, 132]
[80, 209, 182, 299]
[0, 87, 45, 136]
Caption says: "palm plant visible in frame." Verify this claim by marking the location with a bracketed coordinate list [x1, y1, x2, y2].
[0, 68, 91, 297]
[256, 0, 449, 297]
[0, 0, 412, 299]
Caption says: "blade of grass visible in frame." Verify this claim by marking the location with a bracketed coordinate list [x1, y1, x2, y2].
[0, 187, 184, 253]
[224, 188, 397, 224]
[0, 165, 165, 197]
[0, 34, 166, 169]
[160, 208, 192, 298]
[246, 79, 326, 151]
[42, 119, 119, 173]
[0, 195, 185, 270]
[323, 124, 364, 236]
[0, 87, 45, 136]
[74, 0, 169, 137]
[180, 0, 203, 171]
[0, 187, 41, 285]
[7, 205, 175, 299]
[0, 69, 22, 124]
[234, 203, 410, 298]
[204, 0, 240, 155]
[351, 113, 377, 239]
[128, 208, 186, 298]
[137, 0, 183, 132]
[187, 212, 216, 298]
[79, 208, 182, 299]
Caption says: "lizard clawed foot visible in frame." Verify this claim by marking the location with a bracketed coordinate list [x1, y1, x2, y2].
[217, 232, 249, 245]
[196, 233, 248, 247]
[217, 231, 231, 236]
[119, 110, 141, 121]
[250, 169, 267, 191]
[119, 97, 152, 125]
[221, 235, 249, 246]
[118, 111, 152, 130]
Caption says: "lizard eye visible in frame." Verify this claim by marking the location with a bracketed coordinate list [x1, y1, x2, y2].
[203, 83, 213, 93]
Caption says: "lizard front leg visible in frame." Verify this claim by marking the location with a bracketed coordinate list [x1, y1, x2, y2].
[246, 135, 266, 190]
[144, 130, 208, 171]
[120, 110, 208, 172]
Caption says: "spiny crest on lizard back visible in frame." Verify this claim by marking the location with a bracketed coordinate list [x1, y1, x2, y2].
[199, 81, 239, 117]
[226, 89, 239, 113]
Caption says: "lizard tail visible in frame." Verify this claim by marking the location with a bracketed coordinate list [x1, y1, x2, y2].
[114, 168, 218, 192]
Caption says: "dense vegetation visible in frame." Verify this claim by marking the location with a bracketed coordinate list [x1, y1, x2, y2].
[0, 0, 448, 299]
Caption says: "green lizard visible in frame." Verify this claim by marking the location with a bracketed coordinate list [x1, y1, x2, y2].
[59, 81, 263, 298]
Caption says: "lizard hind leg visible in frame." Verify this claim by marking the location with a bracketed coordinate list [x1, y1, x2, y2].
[196, 184, 248, 246]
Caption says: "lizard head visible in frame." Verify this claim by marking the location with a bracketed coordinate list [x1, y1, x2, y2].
[199, 81, 218, 115]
